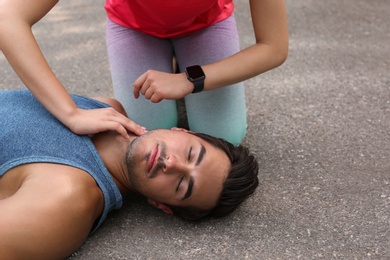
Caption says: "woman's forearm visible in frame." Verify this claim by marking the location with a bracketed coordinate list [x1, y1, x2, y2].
[0, 0, 78, 125]
[202, 0, 289, 91]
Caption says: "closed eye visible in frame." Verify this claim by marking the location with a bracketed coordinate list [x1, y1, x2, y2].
[187, 147, 192, 161]
[176, 176, 184, 192]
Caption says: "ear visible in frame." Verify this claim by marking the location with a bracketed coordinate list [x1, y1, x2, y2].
[171, 127, 194, 134]
[147, 199, 174, 215]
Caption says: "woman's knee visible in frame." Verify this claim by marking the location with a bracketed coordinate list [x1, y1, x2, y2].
[123, 97, 179, 130]
[185, 84, 247, 145]
[189, 116, 247, 146]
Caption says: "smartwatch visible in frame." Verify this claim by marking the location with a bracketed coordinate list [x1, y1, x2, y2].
[185, 65, 206, 93]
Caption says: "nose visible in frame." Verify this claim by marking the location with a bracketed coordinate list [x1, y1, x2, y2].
[162, 154, 189, 174]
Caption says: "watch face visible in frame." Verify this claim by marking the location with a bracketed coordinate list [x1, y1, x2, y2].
[187, 65, 205, 80]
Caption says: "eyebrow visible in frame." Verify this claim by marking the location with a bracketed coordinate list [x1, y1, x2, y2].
[181, 145, 206, 200]
[182, 176, 194, 200]
[195, 144, 206, 166]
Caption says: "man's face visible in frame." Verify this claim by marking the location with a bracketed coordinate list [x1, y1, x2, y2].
[126, 129, 230, 211]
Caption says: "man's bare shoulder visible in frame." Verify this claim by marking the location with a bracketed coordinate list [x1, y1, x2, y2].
[0, 163, 104, 258]
[0, 163, 103, 205]
[92, 97, 127, 116]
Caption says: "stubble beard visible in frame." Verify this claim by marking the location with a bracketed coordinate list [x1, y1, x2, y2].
[125, 135, 144, 192]
[124, 130, 166, 192]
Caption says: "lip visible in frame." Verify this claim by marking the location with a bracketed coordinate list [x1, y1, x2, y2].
[147, 144, 159, 173]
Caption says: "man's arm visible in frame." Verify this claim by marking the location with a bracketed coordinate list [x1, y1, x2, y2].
[0, 164, 103, 259]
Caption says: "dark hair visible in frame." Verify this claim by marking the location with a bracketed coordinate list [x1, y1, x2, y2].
[168, 133, 259, 221]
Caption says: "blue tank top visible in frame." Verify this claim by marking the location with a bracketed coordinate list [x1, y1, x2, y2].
[0, 90, 123, 233]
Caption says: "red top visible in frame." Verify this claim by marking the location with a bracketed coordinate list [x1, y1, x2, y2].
[104, 0, 234, 38]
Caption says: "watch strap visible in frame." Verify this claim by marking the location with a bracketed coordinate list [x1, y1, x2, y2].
[192, 79, 204, 93]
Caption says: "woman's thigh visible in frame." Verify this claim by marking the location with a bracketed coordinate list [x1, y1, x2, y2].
[172, 15, 247, 145]
[106, 19, 178, 130]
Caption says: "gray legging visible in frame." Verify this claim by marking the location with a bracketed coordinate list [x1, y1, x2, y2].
[106, 14, 247, 146]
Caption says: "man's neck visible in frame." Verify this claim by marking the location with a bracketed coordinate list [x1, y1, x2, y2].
[91, 131, 137, 195]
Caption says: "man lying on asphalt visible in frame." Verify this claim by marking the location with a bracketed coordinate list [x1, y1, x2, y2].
[0, 89, 259, 259]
